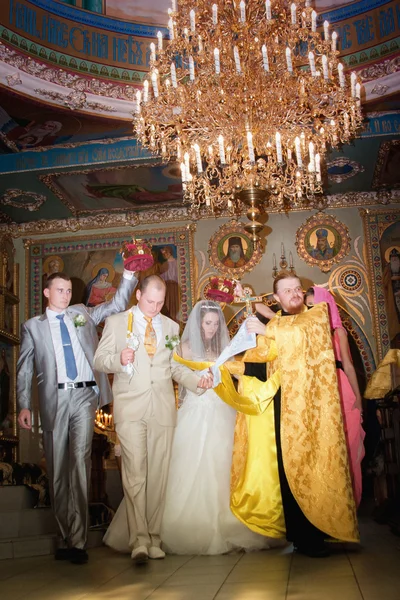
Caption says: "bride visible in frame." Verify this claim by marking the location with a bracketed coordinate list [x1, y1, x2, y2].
[104, 300, 270, 555]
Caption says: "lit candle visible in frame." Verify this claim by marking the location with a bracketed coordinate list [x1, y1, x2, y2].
[214, 48, 220, 74]
[218, 134, 226, 164]
[184, 151, 190, 175]
[291, 3, 296, 25]
[323, 20, 329, 40]
[127, 310, 133, 333]
[351, 71, 357, 97]
[171, 0, 177, 11]
[330, 119, 338, 144]
[311, 10, 317, 32]
[193, 143, 203, 173]
[171, 62, 177, 88]
[305, 0, 311, 6]
[198, 35, 203, 52]
[157, 31, 163, 50]
[265, 0, 272, 20]
[190, 9, 195, 32]
[150, 42, 156, 63]
[308, 141, 315, 171]
[295, 136, 302, 167]
[212, 3, 218, 25]
[151, 71, 158, 97]
[247, 131, 255, 162]
[286, 47, 293, 73]
[315, 153, 321, 182]
[261, 45, 269, 71]
[208, 145, 214, 160]
[275, 132, 283, 163]
[240, 0, 246, 22]
[143, 79, 149, 102]
[287, 147, 292, 161]
[189, 55, 195, 80]
[355, 82, 361, 100]
[308, 51, 316, 76]
[338, 63, 345, 88]
[180, 162, 187, 183]
[233, 46, 241, 73]
[331, 31, 337, 52]
[322, 55, 329, 80]
[135, 90, 141, 114]
[168, 17, 174, 40]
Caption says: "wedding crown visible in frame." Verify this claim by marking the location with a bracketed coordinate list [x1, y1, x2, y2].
[120, 237, 154, 272]
[205, 276, 235, 304]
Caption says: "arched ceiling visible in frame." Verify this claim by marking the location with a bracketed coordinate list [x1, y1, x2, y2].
[0, 0, 399, 234]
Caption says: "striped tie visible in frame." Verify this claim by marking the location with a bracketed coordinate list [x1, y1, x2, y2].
[144, 316, 157, 357]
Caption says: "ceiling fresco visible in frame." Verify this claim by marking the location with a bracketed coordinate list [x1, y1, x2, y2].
[0, 0, 399, 231]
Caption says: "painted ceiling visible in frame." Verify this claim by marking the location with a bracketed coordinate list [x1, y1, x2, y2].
[0, 0, 399, 233]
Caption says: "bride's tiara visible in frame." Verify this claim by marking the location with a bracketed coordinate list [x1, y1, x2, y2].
[200, 301, 221, 310]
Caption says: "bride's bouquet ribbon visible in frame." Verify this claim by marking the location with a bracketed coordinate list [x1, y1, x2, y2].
[173, 320, 281, 416]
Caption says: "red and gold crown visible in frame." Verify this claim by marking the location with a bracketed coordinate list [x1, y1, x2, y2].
[205, 276, 235, 304]
[120, 237, 154, 272]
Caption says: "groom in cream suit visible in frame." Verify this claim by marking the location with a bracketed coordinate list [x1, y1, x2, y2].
[17, 266, 137, 564]
[94, 275, 212, 563]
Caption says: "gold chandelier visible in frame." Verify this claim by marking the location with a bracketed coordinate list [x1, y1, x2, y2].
[135, 0, 363, 237]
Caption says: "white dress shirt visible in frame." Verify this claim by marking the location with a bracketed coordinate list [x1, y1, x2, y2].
[47, 308, 94, 383]
[132, 305, 162, 346]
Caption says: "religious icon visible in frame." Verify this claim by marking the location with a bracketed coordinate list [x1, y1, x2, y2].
[296, 212, 350, 273]
[208, 220, 263, 277]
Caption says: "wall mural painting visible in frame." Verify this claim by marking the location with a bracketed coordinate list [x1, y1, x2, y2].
[42, 163, 183, 215]
[105, 0, 169, 24]
[208, 220, 263, 278]
[363, 209, 400, 360]
[296, 212, 351, 273]
[373, 140, 400, 190]
[0, 97, 132, 153]
[27, 226, 195, 325]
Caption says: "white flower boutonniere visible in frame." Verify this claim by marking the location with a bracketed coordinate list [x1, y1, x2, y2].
[74, 315, 86, 328]
[165, 334, 180, 350]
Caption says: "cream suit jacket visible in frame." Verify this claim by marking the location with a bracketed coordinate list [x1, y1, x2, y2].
[93, 310, 201, 427]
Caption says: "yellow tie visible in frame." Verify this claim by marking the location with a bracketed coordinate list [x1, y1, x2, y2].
[144, 316, 157, 357]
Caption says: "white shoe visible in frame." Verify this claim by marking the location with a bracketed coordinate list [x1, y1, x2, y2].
[131, 546, 148, 564]
[148, 546, 165, 559]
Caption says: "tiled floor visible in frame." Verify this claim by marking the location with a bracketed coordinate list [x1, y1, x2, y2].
[1, 516, 399, 600]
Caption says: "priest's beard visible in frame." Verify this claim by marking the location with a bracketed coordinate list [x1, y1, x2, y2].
[229, 250, 242, 263]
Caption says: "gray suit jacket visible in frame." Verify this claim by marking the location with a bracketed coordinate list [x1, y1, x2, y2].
[17, 273, 138, 431]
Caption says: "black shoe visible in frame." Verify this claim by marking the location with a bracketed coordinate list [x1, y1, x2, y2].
[55, 548, 71, 561]
[294, 544, 330, 558]
[69, 548, 89, 564]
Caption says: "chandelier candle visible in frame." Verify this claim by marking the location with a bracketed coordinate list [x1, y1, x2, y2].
[136, 0, 363, 215]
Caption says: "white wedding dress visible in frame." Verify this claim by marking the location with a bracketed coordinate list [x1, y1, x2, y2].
[104, 387, 270, 555]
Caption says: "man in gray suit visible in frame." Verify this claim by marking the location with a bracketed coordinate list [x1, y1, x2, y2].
[17, 267, 137, 564]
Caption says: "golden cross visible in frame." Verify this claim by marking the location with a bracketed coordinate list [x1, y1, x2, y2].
[234, 287, 263, 317]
